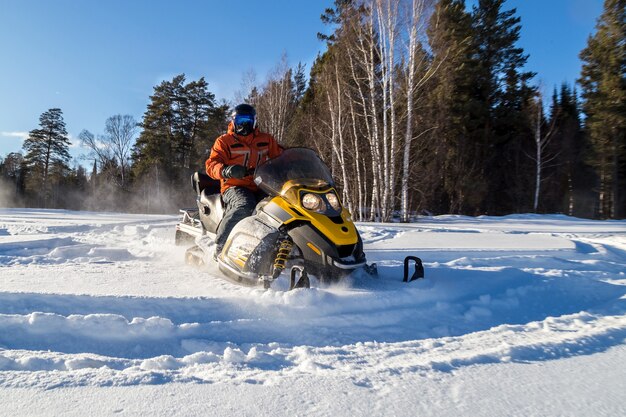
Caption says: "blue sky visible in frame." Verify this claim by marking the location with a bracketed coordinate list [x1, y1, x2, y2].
[0, 0, 605, 161]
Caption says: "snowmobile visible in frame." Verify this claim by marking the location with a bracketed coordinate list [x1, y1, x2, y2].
[176, 147, 423, 289]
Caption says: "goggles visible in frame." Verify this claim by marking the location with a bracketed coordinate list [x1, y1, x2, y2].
[234, 114, 255, 126]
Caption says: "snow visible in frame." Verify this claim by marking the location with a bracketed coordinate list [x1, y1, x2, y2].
[1, 208, 625, 416]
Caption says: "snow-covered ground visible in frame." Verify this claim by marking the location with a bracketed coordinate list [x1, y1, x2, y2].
[1, 208, 625, 416]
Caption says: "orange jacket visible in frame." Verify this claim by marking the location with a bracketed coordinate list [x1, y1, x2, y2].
[206, 122, 283, 193]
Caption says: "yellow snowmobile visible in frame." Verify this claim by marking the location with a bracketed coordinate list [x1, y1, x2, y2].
[176, 147, 380, 289]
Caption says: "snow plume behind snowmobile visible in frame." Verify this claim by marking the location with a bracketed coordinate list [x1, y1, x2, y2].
[177, 148, 422, 289]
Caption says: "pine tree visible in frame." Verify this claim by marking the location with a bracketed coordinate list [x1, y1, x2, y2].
[471, 0, 535, 214]
[0, 152, 25, 205]
[578, 0, 626, 218]
[132, 75, 219, 184]
[22, 108, 71, 207]
[131, 74, 225, 211]
[427, 0, 479, 214]
[540, 84, 593, 216]
[59, 164, 89, 210]
[47, 159, 72, 208]
[292, 62, 307, 104]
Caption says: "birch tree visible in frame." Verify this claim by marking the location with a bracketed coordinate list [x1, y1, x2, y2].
[399, 0, 439, 222]
[252, 54, 303, 144]
[528, 93, 558, 212]
[80, 115, 138, 189]
[104, 115, 138, 188]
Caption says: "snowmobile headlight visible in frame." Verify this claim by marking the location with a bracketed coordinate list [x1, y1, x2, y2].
[326, 192, 341, 211]
[302, 193, 325, 212]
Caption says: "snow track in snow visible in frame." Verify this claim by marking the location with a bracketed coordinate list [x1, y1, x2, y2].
[1, 209, 625, 391]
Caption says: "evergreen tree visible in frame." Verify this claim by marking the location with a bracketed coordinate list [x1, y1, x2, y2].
[47, 159, 72, 208]
[131, 74, 225, 212]
[0, 152, 25, 206]
[292, 62, 308, 104]
[471, 0, 535, 214]
[427, 0, 479, 213]
[59, 164, 89, 210]
[578, 0, 626, 218]
[22, 108, 71, 207]
[132, 75, 220, 183]
[541, 84, 593, 216]
[424, 0, 534, 215]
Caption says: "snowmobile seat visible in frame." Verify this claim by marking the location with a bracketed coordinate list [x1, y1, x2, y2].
[198, 191, 224, 234]
[192, 171, 224, 233]
[192, 171, 221, 196]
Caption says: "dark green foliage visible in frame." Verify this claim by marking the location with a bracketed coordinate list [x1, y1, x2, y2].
[540, 84, 595, 216]
[131, 74, 226, 212]
[22, 108, 71, 207]
[425, 0, 535, 215]
[133, 75, 216, 179]
[318, 0, 356, 43]
[0, 152, 26, 207]
[292, 62, 308, 104]
[470, 0, 536, 214]
[56, 164, 89, 210]
[578, 0, 626, 218]
[426, 0, 480, 213]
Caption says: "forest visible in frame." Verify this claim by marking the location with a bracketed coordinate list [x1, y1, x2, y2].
[1, 0, 624, 220]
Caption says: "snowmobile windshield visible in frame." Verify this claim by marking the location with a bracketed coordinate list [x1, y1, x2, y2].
[254, 148, 335, 196]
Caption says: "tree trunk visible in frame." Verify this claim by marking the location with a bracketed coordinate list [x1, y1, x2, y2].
[598, 167, 606, 218]
[533, 104, 542, 212]
[348, 50, 375, 220]
[567, 171, 574, 216]
[375, 0, 391, 221]
[401, 0, 420, 222]
[611, 137, 619, 219]
[348, 97, 365, 221]
[358, 16, 383, 221]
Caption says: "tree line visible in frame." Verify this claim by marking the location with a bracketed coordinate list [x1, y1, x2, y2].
[1, 0, 624, 219]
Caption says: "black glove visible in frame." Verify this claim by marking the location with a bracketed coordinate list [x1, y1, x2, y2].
[222, 165, 247, 179]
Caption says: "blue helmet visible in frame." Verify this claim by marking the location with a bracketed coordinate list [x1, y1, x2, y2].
[232, 104, 257, 136]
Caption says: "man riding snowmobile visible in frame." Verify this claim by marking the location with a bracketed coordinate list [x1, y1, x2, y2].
[205, 104, 283, 257]
[176, 105, 421, 289]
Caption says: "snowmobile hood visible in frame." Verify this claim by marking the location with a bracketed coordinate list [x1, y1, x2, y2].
[264, 188, 359, 247]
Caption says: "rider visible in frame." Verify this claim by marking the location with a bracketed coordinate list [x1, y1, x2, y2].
[205, 104, 283, 257]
